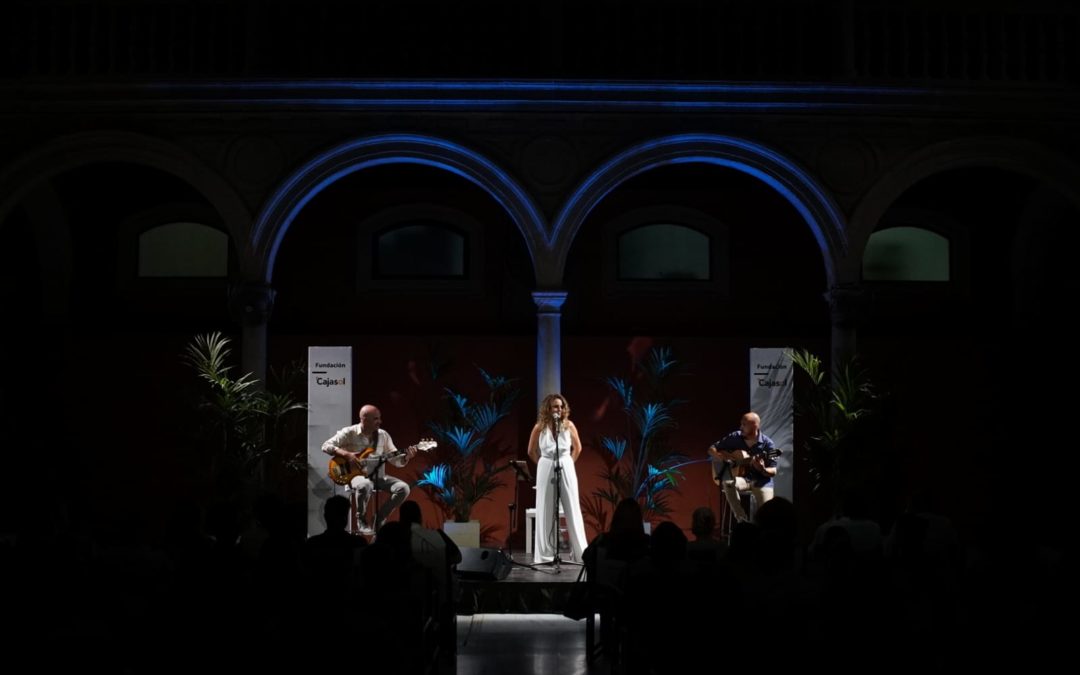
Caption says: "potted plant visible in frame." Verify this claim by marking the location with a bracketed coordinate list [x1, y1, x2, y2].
[788, 348, 884, 508]
[416, 365, 520, 547]
[184, 332, 308, 498]
[587, 346, 692, 530]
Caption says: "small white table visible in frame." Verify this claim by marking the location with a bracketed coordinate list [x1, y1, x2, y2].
[524, 505, 566, 555]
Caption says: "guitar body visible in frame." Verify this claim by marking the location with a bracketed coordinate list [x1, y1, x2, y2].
[328, 446, 376, 486]
[711, 449, 750, 485]
[711, 447, 782, 486]
[327, 439, 437, 486]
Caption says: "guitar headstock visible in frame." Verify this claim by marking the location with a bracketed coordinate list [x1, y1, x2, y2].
[414, 438, 438, 452]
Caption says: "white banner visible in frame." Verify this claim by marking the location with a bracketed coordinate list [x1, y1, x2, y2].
[749, 348, 794, 502]
[307, 346, 353, 537]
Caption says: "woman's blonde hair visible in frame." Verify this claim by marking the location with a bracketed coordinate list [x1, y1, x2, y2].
[537, 393, 570, 428]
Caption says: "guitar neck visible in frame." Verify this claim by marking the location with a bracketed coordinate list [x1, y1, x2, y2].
[715, 448, 781, 465]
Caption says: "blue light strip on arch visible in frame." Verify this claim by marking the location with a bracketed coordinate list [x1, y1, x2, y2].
[253, 134, 547, 282]
[552, 134, 847, 283]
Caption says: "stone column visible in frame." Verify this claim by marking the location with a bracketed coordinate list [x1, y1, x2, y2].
[532, 291, 568, 404]
[228, 281, 276, 386]
[824, 283, 868, 371]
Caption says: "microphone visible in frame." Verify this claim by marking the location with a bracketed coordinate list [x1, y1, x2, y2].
[553, 411, 561, 420]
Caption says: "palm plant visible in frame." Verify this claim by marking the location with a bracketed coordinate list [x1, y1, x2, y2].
[788, 348, 881, 500]
[184, 332, 308, 491]
[416, 366, 519, 522]
[592, 346, 690, 522]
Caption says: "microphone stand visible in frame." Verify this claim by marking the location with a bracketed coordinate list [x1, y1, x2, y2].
[550, 419, 564, 573]
[535, 417, 582, 574]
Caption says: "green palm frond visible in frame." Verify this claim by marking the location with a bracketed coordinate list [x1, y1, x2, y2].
[185, 333, 309, 490]
[789, 348, 883, 497]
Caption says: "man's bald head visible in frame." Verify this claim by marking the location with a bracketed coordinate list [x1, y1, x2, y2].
[358, 404, 382, 434]
[740, 412, 761, 439]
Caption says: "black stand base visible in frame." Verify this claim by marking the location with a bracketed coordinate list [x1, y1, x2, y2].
[533, 558, 583, 567]
[531, 555, 583, 576]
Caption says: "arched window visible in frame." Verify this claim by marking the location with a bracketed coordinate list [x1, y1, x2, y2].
[357, 205, 482, 291]
[617, 223, 711, 281]
[863, 226, 950, 282]
[138, 222, 228, 277]
[374, 222, 466, 278]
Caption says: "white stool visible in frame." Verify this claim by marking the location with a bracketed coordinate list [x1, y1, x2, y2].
[525, 505, 566, 555]
[720, 491, 755, 541]
[344, 486, 372, 536]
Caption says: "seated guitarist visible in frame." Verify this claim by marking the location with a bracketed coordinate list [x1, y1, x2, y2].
[322, 404, 417, 535]
[708, 412, 778, 523]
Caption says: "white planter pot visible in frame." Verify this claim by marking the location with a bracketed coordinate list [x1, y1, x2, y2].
[442, 520, 480, 548]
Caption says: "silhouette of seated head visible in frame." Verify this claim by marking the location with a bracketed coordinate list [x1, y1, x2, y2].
[324, 495, 351, 531]
[399, 500, 422, 527]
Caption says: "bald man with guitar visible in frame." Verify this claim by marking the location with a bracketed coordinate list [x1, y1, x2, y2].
[708, 412, 781, 523]
[323, 404, 428, 535]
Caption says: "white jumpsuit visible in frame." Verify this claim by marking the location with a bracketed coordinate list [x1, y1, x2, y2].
[533, 425, 588, 563]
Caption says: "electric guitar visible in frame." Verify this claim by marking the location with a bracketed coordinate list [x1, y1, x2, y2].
[328, 439, 437, 486]
[710, 447, 782, 485]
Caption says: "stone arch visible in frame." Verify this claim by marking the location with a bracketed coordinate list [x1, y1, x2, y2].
[848, 137, 1080, 281]
[251, 134, 548, 283]
[0, 130, 251, 256]
[550, 133, 848, 287]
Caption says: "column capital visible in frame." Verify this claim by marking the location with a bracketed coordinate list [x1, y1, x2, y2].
[229, 281, 276, 326]
[531, 290, 567, 313]
[823, 283, 868, 328]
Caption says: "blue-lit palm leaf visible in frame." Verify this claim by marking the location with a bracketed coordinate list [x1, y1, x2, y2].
[477, 366, 518, 394]
[468, 402, 505, 438]
[637, 463, 683, 497]
[630, 402, 674, 498]
[605, 377, 633, 412]
[443, 425, 482, 456]
[635, 402, 673, 449]
[600, 436, 627, 461]
[417, 463, 450, 490]
[443, 387, 472, 419]
[417, 463, 456, 505]
[647, 346, 677, 378]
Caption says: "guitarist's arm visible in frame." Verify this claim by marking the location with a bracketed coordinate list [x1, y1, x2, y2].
[709, 443, 740, 464]
[751, 443, 779, 477]
[322, 428, 362, 461]
[751, 455, 777, 477]
[383, 432, 417, 467]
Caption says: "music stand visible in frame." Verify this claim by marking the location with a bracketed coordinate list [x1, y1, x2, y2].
[504, 459, 537, 569]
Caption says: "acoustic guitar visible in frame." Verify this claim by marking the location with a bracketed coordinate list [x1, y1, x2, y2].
[328, 439, 437, 486]
[710, 447, 782, 485]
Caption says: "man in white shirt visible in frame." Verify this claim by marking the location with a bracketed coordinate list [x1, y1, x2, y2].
[322, 404, 417, 534]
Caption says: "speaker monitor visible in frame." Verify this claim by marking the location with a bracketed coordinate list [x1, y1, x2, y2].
[456, 547, 512, 581]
